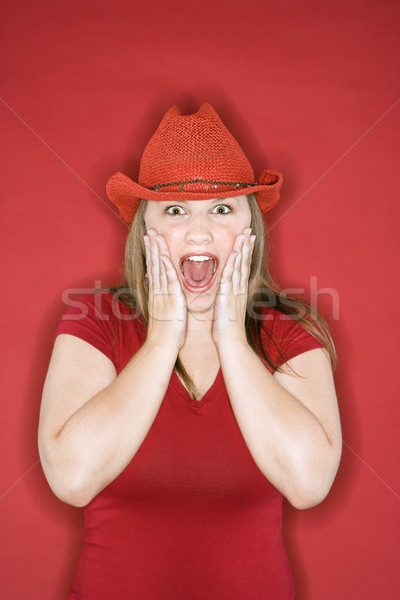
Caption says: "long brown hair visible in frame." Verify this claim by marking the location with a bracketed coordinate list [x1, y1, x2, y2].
[114, 195, 337, 399]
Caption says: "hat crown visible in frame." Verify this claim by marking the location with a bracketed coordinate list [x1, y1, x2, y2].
[138, 103, 255, 189]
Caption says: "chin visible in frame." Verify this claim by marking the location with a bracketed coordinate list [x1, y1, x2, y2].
[185, 290, 216, 315]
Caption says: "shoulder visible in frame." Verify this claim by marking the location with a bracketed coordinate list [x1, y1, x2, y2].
[58, 289, 136, 322]
[55, 289, 146, 366]
[257, 307, 324, 368]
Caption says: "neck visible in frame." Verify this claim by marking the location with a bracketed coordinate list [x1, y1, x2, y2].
[185, 304, 215, 340]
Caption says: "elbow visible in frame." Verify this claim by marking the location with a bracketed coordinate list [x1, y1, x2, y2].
[40, 456, 97, 508]
[39, 436, 100, 507]
[45, 470, 97, 507]
[287, 448, 342, 510]
[53, 484, 95, 508]
[287, 484, 331, 510]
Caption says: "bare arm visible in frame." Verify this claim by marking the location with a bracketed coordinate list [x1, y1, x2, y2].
[38, 334, 179, 507]
[213, 228, 341, 509]
[217, 343, 342, 509]
[39, 229, 187, 507]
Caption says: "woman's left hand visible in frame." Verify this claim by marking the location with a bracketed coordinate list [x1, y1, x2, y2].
[212, 227, 256, 346]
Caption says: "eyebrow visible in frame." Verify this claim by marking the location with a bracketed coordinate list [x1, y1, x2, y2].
[163, 198, 230, 204]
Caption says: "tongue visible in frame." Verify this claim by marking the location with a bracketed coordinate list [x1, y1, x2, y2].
[182, 259, 214, 286]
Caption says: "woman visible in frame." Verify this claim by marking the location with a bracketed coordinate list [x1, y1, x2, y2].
[39, 103, 341, 599]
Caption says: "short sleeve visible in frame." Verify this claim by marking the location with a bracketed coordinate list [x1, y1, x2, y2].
[55, 291, 118, 363]
[261, 310, 324, 369]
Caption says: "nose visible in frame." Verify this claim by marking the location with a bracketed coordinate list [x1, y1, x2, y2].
[184, 214, 213, 245]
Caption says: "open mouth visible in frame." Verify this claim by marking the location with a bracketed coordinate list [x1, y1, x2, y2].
[180, 254, 218, 293]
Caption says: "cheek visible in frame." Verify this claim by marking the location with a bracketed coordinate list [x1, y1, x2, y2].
[144, 214, 176, 242]
[158, 229, 182, 259]
[144, 204, 165, 231]
[217, 230, 238, 257]
[218, 220, 249, 258]
[227, 222, 246, 242]
[143, 215, 157, 232]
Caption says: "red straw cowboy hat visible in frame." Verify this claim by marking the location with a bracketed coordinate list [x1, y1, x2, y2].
[106, 103, 283, 225]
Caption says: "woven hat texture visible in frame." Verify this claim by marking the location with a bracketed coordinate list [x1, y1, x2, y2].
[107, 103, 283, 224]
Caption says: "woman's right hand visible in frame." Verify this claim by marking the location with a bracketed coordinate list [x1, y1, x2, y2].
[144, 228, 187, 350]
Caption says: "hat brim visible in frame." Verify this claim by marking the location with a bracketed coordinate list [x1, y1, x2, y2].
[106, 169, 283, 225]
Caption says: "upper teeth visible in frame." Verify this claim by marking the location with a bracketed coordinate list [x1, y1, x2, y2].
[186, 256, 212, 262]
[182, 255, 217, 275]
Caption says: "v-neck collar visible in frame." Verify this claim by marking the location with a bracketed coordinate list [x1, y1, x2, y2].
[170, 367, 224, 409]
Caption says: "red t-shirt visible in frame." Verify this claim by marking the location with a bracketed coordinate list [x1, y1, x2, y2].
[56, 290, 323, 600]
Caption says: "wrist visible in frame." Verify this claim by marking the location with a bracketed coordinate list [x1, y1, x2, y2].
[144, 334, 182, 355]
[214, 333, 248, 351]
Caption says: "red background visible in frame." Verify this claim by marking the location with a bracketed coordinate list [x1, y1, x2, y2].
[1, 0, 399, 598]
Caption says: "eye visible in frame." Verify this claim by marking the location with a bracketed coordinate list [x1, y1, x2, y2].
[165, 205, 186, 215]
[212, 204, 232, 215]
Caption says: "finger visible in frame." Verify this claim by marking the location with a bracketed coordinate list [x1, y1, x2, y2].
[143, 235, 152, 285]
[233, 228, 253, 291]
[158, 255, 168, 290]
[155, 235, 184, 292]
[232, 234, 247, 290]
[220, 250, 238, 295]
[240, 234, 255, 289]
[155, 236, 168, 289]
[151, 231, 174, 290]
[233, 231, 247, 253]
[232, 250, 242, 290]
[232, 230, 248, 277]
[149, 234, 161, 293]
[159, 253, 178, 285]
[236, 227, 252, 243]
[146, 227, 159, 237]
[155, 233, 172, 258]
